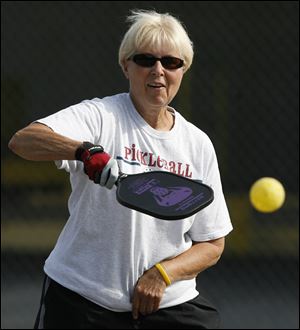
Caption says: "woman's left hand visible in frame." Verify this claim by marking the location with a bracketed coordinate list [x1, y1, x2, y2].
[131, 266, 167, 319]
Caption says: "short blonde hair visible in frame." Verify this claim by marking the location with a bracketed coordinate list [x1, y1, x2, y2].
[118, 10, 194, 73]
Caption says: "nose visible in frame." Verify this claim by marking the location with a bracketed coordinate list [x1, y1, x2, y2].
[150, 60, 164, 76]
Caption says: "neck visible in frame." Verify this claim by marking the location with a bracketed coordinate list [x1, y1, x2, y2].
[130, 94, 174, 131]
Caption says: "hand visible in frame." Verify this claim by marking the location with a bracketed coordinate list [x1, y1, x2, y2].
[131, 266, 167, 320]
[75, 142, 119, 189]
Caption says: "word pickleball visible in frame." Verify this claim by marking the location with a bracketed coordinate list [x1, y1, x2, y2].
[115, 171, 214, 220]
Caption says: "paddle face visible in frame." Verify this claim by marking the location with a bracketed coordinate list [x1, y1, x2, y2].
[116, 171, 214, 220]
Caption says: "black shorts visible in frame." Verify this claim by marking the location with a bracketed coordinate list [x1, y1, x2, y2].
[34, 275, 220, 329]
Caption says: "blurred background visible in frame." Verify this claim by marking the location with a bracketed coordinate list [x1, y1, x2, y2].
[1, 1, 299, 329]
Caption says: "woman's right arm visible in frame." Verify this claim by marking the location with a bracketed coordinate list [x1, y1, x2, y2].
[8, 122, 82, 161]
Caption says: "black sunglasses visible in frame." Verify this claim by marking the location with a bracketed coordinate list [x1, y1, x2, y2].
[131, 54, 184, 70]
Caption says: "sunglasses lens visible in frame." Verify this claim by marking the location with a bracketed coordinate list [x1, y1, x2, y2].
[161, 57, 184, 69]
[132, 54, 184, 69]
[133, 55, 156, 67]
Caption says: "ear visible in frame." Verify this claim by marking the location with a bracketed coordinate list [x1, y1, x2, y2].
[121, 60, 129, 79]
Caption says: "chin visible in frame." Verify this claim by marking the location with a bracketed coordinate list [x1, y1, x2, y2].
[148, 96, 168, 107]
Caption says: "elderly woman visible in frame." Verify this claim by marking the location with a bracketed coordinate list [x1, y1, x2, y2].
[9, 10, 232, 329]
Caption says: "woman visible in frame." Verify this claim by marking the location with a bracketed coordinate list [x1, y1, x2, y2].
[9, 10, 232, 329]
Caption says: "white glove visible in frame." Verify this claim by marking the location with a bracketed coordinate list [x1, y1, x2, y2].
[99, 158, 119, 189]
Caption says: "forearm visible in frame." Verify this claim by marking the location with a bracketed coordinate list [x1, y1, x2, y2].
[131, 238, 225, 319]
[8, 123, 81, 161]
[160, 237, 225, 283]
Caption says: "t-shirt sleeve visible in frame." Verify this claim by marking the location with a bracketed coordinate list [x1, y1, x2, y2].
[188, 139, 233, 241]
[35, 99, 104, 172]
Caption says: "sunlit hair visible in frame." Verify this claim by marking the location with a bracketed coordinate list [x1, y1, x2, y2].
[118, 10, 194, 73]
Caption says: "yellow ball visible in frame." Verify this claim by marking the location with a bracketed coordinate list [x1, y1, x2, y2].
[249, 177, 285, 213]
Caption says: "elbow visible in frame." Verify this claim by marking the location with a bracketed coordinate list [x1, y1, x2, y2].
[207, 251, 223, 270]
[212, 253, 222, 266]
[8, 133, 19, 154]
[8, 130, 27, 159]
[211, 238, 225, 266]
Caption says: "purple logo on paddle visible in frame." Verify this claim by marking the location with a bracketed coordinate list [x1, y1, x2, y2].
[128, 177, 204, 209]
[150, 186, 192, 206]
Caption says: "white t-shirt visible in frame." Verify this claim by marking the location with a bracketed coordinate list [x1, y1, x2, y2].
[37, 93, 233, 311]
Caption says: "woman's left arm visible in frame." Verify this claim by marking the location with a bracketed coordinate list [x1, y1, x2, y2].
[131, 237, 225, 319]
[162, 237, 225, 282]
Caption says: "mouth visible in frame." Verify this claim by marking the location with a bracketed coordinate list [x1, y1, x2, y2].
[147, 82, 166, 89]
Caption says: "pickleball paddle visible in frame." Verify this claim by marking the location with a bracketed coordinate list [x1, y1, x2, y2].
[115, 171, 214, 220]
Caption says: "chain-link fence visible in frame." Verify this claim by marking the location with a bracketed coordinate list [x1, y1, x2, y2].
[2, 1, 299, 329]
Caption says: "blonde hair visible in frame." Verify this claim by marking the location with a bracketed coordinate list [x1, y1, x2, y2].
[118, 10, 194, 73]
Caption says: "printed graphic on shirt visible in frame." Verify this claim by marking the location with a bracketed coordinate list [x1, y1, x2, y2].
[117, 144, 193, 178]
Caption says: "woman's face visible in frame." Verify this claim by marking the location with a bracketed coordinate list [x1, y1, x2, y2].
[122, 46, 184, 112]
